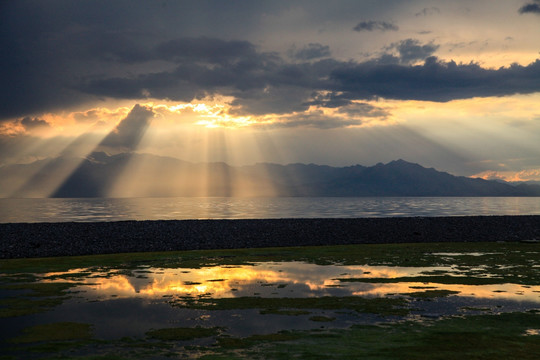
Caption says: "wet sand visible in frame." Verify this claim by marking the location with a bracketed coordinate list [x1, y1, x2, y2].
[1, 216, 540, 259]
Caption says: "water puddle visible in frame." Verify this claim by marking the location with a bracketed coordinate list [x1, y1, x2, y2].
[0, 261, 527, 340]
[1, 244, 540, 359]
[41, 262, 540, 304]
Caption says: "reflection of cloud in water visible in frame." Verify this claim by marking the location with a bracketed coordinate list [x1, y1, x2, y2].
[79, 266, 298, 298]
[41, 262, 540, 304]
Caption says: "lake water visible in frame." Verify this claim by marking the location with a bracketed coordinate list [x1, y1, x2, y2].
[1, 197, 539, 223]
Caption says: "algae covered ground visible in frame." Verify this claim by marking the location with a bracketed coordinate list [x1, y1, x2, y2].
[1, 241, 539, 359]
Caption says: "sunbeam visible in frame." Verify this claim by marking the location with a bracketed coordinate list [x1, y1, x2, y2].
[51, 105, 154, 198]
[7, 131, 109, 198]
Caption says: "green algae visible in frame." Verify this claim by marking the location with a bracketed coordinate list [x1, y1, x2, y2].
[460, 306, 492, 312]
[8, 322, 93, 344]
[0, 282, 76, 318]
[0, 296, 66, 318]
[2, 281, 76, 297]
[170, 295, 409, 316]
[309, 316, 336, 322]
[42, 272, 93, 281]
[260, 309, 312, 316]
[0, 242, 537, 274]
[204, 312, 540, 359]
[146, 327, 222, 341]
[6, 313, 540, 359]
[403, 289, 460, 298]
[217, 331, 302, 349]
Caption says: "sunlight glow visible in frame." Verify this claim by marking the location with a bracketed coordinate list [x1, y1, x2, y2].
[3, 90, 540, 184]
[472, 169, 540, 182]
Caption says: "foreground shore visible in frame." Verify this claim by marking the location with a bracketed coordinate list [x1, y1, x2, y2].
[1, 216, 540, 259]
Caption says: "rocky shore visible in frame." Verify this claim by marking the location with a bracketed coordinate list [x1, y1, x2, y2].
[1, 216, 540, 259]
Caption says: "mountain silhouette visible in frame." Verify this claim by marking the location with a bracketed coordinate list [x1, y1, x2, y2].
[1, 153, 539, 197]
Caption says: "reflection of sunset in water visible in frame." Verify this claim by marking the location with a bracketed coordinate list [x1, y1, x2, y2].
[352, 283, 540, 303]
[42, 262, 540, 303]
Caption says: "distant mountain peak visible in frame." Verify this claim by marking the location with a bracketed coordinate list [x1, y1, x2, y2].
[86, 151, 112, 164]
[387, 159, 419, 166]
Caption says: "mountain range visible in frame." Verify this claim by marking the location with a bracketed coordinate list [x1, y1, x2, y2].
[1, 152, 540, 198]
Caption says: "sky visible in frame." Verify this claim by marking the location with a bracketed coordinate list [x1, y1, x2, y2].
[2, 0, 540, 182]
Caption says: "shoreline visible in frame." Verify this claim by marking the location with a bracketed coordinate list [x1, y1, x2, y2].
[1, 216, 540, 259]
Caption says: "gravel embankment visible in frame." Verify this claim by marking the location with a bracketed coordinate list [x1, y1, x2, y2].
[1, 216, 540, 259]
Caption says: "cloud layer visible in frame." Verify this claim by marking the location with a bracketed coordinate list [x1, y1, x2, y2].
[353, 20, 399, 32]
[3, 30, 540, 123]
[2, 1, 540, 124]
[519, 0, 540, 14]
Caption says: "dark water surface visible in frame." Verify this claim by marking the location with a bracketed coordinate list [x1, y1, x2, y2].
[1, 197, 540, 223]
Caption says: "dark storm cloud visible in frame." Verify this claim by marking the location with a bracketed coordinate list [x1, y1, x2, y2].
[288, 43, 331, 60]
[20, 117, 50, 130]
[82, 42, 337, 115]
[79, 36, 288, 104]
[98, 104, 154, 151]
[0, 0, 276, 120]
[11, 32, 540, 115]
[519, 1, 540, 14]
[345, 38, 438, 67]
[3, 1, 540, 122]
[329, 57, 540, 102]
[392, 39, 439, 64]
[353, 20, 399, 32]
[0, 1, 124, 120]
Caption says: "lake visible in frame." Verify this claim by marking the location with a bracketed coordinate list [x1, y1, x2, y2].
[1, 197, 539, 223]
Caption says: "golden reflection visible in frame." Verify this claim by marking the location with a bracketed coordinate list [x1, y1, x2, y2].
[352, 283, 540, 302]
[41, 262, 540, 303]
[525, 329, 540, 336]
[53, 266, 294, 299]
